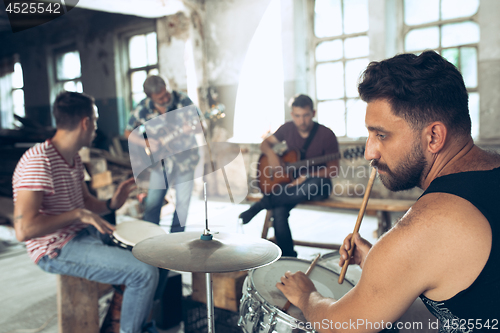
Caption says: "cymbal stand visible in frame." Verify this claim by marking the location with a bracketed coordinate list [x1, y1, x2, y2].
[205, 272, 215, 333]
[200, 182, 215, 333]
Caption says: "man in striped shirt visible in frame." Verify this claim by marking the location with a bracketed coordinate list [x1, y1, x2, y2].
[13, 91, 159, 333]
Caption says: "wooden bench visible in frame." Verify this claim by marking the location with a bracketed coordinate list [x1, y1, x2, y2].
[57, 275, 113, 333]
[245, 193, 415, 250]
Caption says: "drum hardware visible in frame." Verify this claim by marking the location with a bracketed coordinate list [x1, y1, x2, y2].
[237, 294, 250, 327]
[238, 293, 259, 323]
[267, 311, 278, 331]
[133, 183, 281, 333]
[338, 167, 377, 284]
[201, 183, 216, 332]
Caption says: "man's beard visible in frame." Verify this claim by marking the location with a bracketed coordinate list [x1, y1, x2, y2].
[370, 143, 427, 192]
[157, 96, 174, 110]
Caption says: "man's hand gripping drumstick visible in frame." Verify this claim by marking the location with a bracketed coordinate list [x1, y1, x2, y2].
[282, 254, 321, 313]
[276, 168, 376, 310]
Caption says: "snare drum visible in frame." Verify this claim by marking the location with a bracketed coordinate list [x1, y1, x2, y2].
[239, 257, 355, 333]
[111, 221, 166, 250]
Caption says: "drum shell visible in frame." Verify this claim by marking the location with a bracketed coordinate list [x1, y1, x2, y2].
[239, 278, 314, 333]
[239, 257, 355, 333]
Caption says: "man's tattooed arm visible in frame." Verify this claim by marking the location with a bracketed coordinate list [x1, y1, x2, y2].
[13, 214, 23, 225]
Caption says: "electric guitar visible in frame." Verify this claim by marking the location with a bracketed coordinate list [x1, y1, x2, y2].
[146, 118, 200, 155]
[257, 147, 365, 194]
[144, 102, 226, 156]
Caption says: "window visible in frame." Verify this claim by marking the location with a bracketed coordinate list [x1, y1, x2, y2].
[127, 32, 158, 109]
[54, 49, 83, 93]
[404, 0, 480, 138]
[232, 0, 284, 143]
[0, 56, 24, 129]
[313, 0, 369, 138]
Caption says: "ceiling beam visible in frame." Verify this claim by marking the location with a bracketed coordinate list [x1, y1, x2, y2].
[44, 0, 187, 18]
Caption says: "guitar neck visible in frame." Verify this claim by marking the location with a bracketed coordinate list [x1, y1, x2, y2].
[287, 152, 342, 169]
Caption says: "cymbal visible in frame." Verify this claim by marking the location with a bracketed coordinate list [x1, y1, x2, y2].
[132, 232, 282, 273]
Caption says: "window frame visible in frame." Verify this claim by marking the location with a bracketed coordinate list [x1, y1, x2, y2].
[116, 24, 157, 134]
[309, 0, 370, 139]
[46, 42, 84, 127]
[52, 45, 83, 94]
[403, 0, 479, 137]
[0, 54, 25, 129]
[11, 61, 25, 124]
[126, 31, 159, 110]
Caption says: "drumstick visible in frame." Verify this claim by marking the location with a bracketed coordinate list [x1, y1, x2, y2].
[338, 167, 377, 284]
[283, 254, 321, 313]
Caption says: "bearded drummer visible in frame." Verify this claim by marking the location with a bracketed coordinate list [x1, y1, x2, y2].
[278, 51, 500, 331]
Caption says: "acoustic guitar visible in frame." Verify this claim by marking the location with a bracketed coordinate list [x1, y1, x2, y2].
[257, 147, 365, 194]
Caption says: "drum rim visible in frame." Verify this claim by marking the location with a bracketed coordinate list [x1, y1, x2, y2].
[111, 236, 134, 250]
[112, 221, 165, 247]
[112, 232, 135, 246]
[247, 256, 354, 325]
[320, 250, 341, 260]
[318, 251, 358, 286]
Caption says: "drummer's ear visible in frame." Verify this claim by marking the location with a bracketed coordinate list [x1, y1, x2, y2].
[423, 122, 446, 154]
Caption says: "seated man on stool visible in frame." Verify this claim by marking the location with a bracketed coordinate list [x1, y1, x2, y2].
[239, 94, 339, 257]
[13, 91, 159, 333]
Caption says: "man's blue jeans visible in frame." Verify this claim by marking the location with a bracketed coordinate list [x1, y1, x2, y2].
[37, 227, 159, 333]
[265, 177, 332, 257]
[143, 168, 194, 232]
[142, 168, 194, 313]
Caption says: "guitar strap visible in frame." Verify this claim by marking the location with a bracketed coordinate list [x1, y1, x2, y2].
[300, 122, 319, 160]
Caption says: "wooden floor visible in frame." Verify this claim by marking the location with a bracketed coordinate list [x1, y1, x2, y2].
[0, 195, 435, 333]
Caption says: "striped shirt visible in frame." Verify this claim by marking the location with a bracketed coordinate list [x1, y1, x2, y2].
[12, 140, 88, 263]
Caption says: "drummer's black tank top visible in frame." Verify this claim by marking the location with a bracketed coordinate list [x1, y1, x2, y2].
[418, 167, 500, 332]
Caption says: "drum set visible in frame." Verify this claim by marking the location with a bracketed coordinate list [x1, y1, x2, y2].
[121, 224, 358, 333]
[132, 228, 282, 333]
[124, 225, 360, 333]
[118, 174, 376, 333]
[118, 169, 378, 333]
[118, 224, 359, 333]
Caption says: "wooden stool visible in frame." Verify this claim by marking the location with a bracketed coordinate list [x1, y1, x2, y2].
[57, 275, 113, 333]
[191, 271, 248, 312]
